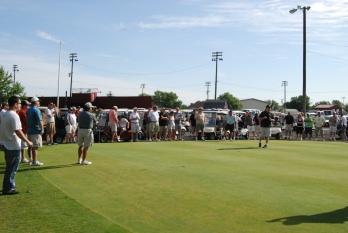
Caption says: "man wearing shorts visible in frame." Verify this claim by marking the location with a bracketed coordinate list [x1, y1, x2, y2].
[18, 100, 31, 163]
[194, 107, 205, 141]
[129, 107, 140, 142]
[108, 106, 119, 142]
[339, 114, 347, 141]
[284, 112, 294, 140]
[224, 110, 236, 141]
[174, 108, 183, 140]
[159, 108, 169, 141]
[148, 106, 160, 141]
[304, 113, 313, 140]
[45, 102, 57, 145]
[245, 112, 255, 139]
[26, 97, 44, 166]
[258, 105, 274, 148]
[329, 112, 338, 141]
[314, 112, 326, 141]
[77, 102, 97, 165]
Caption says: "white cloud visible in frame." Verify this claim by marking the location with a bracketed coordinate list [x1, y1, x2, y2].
[36, 30, 60, 43]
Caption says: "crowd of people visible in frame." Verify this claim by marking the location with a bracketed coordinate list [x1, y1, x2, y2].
[1, 97, 346, 195]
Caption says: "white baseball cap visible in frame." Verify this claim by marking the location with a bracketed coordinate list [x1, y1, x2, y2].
[31, 97, 40, 102]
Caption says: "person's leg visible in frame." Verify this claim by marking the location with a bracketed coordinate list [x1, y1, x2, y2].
[78, 146, 83, 161]
[2, 149, 20, 193]
[82, 147, 89, 161]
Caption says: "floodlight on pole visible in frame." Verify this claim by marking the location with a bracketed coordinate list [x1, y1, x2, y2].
[212, 52, 223, 100]
[69, 53, 78, 101]
[13, 65, 19, 86]
[290, 5, 310, 114]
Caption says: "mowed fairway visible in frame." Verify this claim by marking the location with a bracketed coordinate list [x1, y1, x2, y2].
[1, 140, 348, 233]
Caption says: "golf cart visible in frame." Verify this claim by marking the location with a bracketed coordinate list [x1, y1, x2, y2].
[201, 110, 228, 140]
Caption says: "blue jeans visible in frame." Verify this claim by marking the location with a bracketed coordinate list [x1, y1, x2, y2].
[2, 148, 20, 193]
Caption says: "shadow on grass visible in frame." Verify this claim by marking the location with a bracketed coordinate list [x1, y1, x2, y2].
[267, 206, 348, 225]
[0, 163, 77, 174]
[218, 147, 258, 150]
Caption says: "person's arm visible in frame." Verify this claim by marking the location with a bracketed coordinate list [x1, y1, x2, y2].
[15, 130, 33, 147]
[39, 120, 44, 134]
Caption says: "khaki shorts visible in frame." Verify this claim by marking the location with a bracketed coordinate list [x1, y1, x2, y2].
[247, 125, 255, 132]
[159, 126, 168, 134]
[131, 123, 140, 133]
[78, 129, 94, 147]
[149, 122, 160, 132]
[109, 123, 117, 132]
[285, 124, 293, 131]
[27, 134, 42, 148]
[196, 123, 204, 132]
[46, 122, 56, 134]
[315, 127, 323, 135]
[65, 125, 72, 134]
[260, 127, 271, 137]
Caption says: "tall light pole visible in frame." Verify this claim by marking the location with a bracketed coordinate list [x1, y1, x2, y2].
[205, 81, 211, 100]
[57, 42, 62, 108]
[281, 81, 288, 112]
[290, 5, 310, 114]
[212, 52, 223, 100]
[140, 83, 145, 96]
[69, 53, 78, 100]
[13, 65, 19, 86]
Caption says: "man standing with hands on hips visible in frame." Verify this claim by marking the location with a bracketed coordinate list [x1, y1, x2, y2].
[0, 96, 33, 195]
[258, 105, 274, 148]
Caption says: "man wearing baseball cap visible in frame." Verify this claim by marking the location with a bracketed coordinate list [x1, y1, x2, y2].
[108, 106, 119, 142]
[77, 102, 97, 165]
[26, 97, 44, 166]
[18, 100, 32, 163]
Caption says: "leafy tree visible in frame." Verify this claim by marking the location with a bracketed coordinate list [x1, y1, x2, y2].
[217, 92, 242, 110]
[314, 101, 330, 106]
[285, 95, 310, 112]
[332, 100, 343, 108]
[0, 66, 26, 103]
[152, 90, 183, 109]
[106, 91, 113, 97]
[267, 99, 281, 111]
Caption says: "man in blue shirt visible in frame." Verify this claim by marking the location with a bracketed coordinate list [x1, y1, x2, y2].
[26, 97, 44, 166]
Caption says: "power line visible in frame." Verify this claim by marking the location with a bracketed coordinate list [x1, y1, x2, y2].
[307, 51, 348, 61]
[309, 41, 348, 48]
[75, 61, 213, 76]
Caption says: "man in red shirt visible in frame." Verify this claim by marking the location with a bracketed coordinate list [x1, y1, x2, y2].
[17, 100, 32, 163]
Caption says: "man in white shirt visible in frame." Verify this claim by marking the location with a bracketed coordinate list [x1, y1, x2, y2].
[148, 106, 160, 141]
[339, 114, 347, 141]
[0, 96, 33, 195]
[314, 112, 326, 141]
[129, 107, 140, 142]
[45, 102, 57, 145]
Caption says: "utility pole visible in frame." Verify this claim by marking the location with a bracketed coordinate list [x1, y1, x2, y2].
[290, 5, 310, 114]
[281, 81, 288, 113]
[205, 81, 211, 100]
[140, 83, 145, 96]
[69, 53, 78, 100]
[13, 65, 19, 86]
[212, 52, 223, 100]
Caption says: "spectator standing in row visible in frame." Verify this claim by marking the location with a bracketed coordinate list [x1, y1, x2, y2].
[314, 111, 326, 141]
[77, 102, 97, 165]
[223, 110, 237, 141]
[168, 111, 175, 141]
[26, 97, 44, 166]
[296, 113, 304, 140]
[148, 106, 160, 141]
[339, 114, 347, 141]
[159, 108, 169, 141]
[45, 102, 58, 145]
[0, 96, 33, 195]
[258, 105, 274, 148]
[174, 108, 183, 141]
[304, 113, 313, 140]
[189, 110, 196, 137]
[329, 112, 338, 141]
[245, 112, 255, 139]
[195, 107, 205, 141]
[130, 107, 140, 142]
[253, 113, 260, 138]
[17, 100, 31, 163]
[284, 112, 294, 140]
[109, 106, 119, 142]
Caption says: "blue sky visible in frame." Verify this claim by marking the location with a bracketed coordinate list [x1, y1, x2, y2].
[1, 0, 348, 106]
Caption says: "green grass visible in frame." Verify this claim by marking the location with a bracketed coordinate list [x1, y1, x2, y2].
[1, 140, 348, 233]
